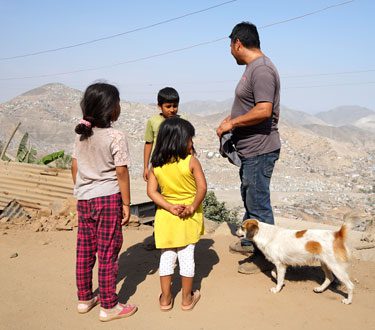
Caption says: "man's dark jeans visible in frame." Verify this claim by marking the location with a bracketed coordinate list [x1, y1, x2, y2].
[240, 149, 280, 226]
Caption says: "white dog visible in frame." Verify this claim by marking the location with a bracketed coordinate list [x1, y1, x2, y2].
[237, 219, 354, 304]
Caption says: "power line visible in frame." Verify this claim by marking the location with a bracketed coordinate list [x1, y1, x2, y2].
[0, 0, 238, 61]
[0, 0, 355, 81]
[260, 0, 354, 29]
[283, 69, 375, 78]
[283, 81, 375, 89]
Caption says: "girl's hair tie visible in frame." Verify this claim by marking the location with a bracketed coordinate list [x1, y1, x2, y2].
[79, 119, 92, 128]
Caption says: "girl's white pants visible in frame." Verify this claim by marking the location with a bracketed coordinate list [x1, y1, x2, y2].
[159, 244, 195, 277]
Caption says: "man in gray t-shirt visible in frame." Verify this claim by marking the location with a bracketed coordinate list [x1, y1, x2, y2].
[216, 22, 281, 275]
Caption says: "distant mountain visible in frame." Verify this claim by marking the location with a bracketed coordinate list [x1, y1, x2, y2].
[1, 83, 374, 164]
[353, 114, 375, 133]
[315, 106, 375, 127]
[180, 102, 375, 142]
[186, 104, 329, 128]
[280, 106, 328, 127]
[182, 102, 331, 127]
[0, 83, 155, 156]
[180, 99, 233, 116]
[0, 83, 82, 154]
[0, 83, 83, 122]
[302, 124, 374, 146]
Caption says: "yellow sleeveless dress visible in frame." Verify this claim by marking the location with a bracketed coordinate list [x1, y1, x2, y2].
[153, 155, 204, 249]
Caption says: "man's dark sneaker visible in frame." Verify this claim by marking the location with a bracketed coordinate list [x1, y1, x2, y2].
[229, 240, 255, 255]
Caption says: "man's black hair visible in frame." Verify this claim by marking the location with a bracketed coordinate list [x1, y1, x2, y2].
[229, 22, 260, 49]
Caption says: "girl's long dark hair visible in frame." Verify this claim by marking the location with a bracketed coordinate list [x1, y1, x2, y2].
[75, 83, 120, 140]
[151, 117, 195, 167]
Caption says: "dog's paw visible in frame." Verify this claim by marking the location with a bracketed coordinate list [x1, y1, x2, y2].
[341, 298, 352, 305]
[313, 287, 324, 293]
[270, 287, 280, 294]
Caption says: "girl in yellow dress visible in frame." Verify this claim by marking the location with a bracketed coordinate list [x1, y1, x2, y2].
[147, 117, 207, 311]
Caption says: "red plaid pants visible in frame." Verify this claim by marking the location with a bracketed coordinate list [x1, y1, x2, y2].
[76, 193, 123, 309]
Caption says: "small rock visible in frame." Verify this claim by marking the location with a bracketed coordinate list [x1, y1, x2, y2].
[206, 151, 215, 159]
[10, 253, 18, 258]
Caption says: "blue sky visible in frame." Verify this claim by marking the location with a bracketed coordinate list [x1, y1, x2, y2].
[0, 0, 374, 113]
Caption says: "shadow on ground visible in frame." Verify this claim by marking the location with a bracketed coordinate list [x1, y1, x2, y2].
[238, 254, 347, 299]
[114, 236, 220, 303]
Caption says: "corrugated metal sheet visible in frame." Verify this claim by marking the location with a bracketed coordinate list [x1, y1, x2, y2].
[0, 199, 31, 220]
[0, 160, 73, 210]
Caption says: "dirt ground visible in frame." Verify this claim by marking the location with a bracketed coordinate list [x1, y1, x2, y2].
[1, 221, 375, 330]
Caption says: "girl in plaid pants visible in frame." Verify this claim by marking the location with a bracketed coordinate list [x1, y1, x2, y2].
[71, 83, 137, 322]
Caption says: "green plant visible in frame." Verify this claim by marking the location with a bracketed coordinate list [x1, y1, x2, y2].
[16, 132, 37, 163]
[37, 150, 65, 165]
[203, 191, 238, 223]
[54, 154, 72, 169]
[12, 132, 66, 165]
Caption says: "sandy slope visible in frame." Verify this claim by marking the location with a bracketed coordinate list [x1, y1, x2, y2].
[1, 222, 374, 330]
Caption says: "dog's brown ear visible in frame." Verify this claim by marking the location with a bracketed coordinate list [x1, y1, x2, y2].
[243, 219, 259, 240]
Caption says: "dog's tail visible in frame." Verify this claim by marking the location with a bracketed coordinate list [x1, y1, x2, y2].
[334, 224, 349, 262]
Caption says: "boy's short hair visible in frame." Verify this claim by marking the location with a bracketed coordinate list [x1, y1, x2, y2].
[157, 87, 179, 106]
[229, 21, 260, 49]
